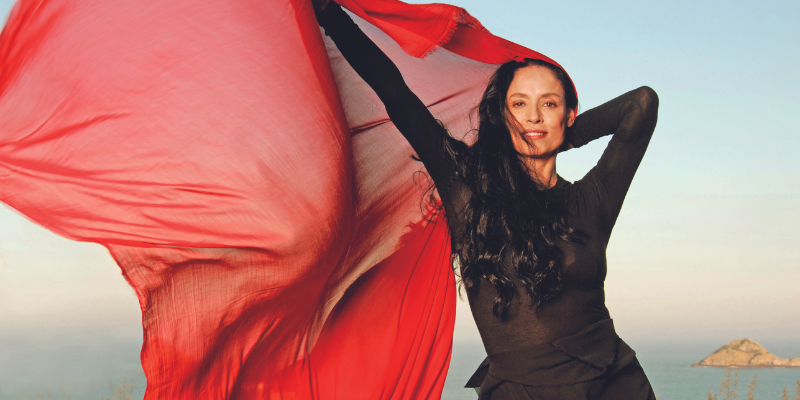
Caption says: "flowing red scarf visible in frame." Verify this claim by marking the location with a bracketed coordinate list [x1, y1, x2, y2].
[0, 0, 566, 398]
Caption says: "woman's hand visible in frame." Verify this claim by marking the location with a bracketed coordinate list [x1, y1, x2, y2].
[312, 0, 331, 14]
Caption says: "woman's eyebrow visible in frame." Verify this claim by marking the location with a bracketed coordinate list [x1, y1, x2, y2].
[508, 92, 563, 99]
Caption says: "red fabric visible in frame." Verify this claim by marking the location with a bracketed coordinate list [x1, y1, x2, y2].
[338, 0, 556, 63]
[0, 0, 568, 398]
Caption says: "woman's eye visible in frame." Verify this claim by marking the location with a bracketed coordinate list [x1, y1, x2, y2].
[543, 102, 557, 107]
[512, 101, 525, 107]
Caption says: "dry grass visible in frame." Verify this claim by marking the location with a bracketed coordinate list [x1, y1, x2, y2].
[35, 379, 133, 400]
[746, 374, 758, 400]
[796, 380, 800, 400]
[710, 368, 739, 400]
[709, 369, 800, 400]
[35, 395, 70, 400]
[101, 379, 134, 400]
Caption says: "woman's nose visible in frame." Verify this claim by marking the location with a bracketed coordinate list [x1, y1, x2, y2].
[526, 106, 542, 123]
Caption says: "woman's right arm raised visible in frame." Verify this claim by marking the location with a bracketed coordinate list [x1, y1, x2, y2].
[316, 2, 460, 194]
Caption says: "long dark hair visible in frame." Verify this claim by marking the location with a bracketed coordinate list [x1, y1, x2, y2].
[454, 58, 580, 319]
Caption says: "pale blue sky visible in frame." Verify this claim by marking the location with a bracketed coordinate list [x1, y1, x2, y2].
[1, 0, 799, 396]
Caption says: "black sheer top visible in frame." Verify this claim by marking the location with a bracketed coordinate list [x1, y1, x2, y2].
[318, 3, 659, 355]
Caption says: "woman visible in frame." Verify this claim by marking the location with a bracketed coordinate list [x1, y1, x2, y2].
[316, 1, 659, 398]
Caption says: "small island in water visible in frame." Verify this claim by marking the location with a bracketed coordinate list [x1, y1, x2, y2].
[693, 339, 800, 368]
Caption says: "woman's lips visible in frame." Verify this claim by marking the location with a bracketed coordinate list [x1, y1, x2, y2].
[524, 130, 548, 140]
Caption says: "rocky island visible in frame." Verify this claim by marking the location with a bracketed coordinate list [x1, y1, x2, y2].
[693, 339, 800, 368]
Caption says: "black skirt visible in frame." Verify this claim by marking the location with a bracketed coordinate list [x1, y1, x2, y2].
[465, 319, 656, 400]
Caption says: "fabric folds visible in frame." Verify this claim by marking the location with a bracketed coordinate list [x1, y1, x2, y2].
[0, 0, 567, 398]
[466, 319, 655, 400]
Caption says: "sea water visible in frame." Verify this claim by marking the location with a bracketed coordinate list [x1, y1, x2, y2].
[1, 335, 799, 400]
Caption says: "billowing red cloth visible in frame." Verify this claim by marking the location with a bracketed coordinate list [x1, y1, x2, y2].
[0, 0, 564, 398]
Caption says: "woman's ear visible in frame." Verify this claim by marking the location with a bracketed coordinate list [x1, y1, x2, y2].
[567, 109, 576, 127]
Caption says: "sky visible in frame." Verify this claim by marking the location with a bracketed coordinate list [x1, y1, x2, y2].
[1, 0, 799, 397]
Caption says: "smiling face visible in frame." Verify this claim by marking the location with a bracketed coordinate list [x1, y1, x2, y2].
[505, 65, 575, 160]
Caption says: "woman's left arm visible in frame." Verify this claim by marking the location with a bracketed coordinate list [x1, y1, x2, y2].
[566, 86, 659, 229]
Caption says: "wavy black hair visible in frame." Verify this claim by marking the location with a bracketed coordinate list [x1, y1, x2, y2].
[454, 58, 580, 319]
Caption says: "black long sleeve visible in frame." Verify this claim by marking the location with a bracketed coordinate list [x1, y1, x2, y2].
[318, 3, 463, 213]
[567, 86, 659, 230]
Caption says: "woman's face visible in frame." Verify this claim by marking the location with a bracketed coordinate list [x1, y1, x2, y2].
[505, 65, 575, 159]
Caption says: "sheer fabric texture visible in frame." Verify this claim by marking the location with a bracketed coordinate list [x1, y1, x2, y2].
[0, 0, 559, 397]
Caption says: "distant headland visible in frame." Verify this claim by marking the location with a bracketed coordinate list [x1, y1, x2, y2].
[692, 339, 800, 368]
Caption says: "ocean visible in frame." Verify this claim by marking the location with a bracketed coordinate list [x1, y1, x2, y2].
[1, 335, 798, 400]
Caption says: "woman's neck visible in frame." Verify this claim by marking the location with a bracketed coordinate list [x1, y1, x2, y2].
[521, 154, 558, 189]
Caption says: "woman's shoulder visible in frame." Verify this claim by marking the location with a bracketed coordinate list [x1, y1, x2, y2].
[564, 171, 604, 213]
